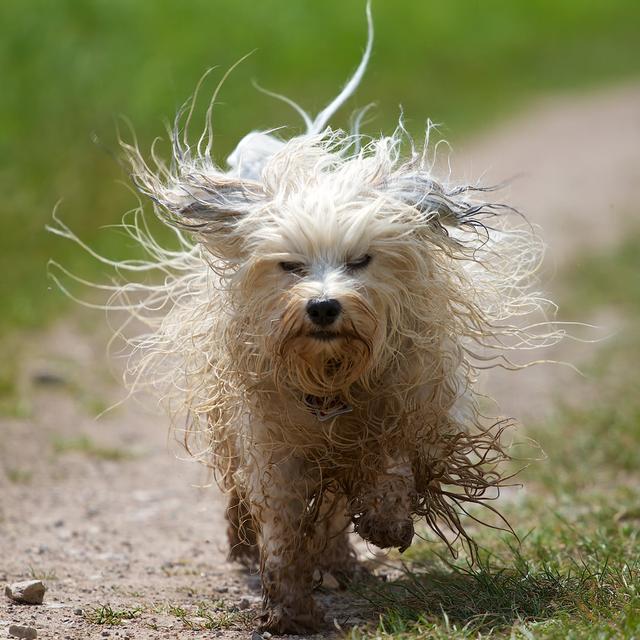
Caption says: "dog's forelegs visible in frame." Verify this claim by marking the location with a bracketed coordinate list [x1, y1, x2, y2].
[350, 456, 415, 552]
[248, 455, 324, 634]
[313, 497, 361, 587]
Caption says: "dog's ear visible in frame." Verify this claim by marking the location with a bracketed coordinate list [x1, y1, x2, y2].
[128, 155, 266, 260]
[386, 171, 507, 231]
[153, 170, 263, 231]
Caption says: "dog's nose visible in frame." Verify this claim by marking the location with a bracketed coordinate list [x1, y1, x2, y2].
[306, 299, 342, 326]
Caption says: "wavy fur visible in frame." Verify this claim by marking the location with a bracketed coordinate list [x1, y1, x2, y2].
[48, 14, 562, 632]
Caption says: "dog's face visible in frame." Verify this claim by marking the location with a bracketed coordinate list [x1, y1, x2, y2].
[228, 171, 450, 398]
[136, 132, 492, 398]
[243, 201, 394, 397]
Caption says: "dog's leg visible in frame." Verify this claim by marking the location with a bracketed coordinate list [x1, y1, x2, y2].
[350, 457, 415, 552]
[314, 497, 361, 587]
[226, 486, 259, 566]
[248, 456, 324, 634]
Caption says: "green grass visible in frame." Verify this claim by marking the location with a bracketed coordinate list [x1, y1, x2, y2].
[351, 233, 640, 638]
[560, 230, 640, 318]
[353, 502, 640, 638]
[2, 0, 640, 340]
[164, 600, 254, 632]
[6, 467, 33, 484]
[52, 434, 131, 461]
[531, 231, 640, 491]
[85, 604, 142, 626]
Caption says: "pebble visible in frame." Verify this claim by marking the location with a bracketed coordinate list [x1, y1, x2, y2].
[74, 608, 84, 615]
[8, 625, 38, 640]
[5, 580, 46, 605]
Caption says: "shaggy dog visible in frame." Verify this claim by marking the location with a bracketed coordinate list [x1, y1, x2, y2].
[50, 6, 558, 634]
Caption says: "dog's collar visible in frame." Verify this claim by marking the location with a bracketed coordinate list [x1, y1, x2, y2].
[304, 394, 353, 422]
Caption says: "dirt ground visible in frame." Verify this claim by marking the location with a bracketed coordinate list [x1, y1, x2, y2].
[1, 82, 639, 639]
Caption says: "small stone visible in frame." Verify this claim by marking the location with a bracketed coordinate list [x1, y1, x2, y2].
[262, 633, 272, 639]
[251, 633, 263, 640]
[74, 608, 83, 615]
[238, 597, 251, 610]
[8, 625, 38, 640]
[5, 580, 46, 604]
[101, 631, 110, 637]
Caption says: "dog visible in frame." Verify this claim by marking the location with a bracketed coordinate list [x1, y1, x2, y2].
[50, 4, 557, 634]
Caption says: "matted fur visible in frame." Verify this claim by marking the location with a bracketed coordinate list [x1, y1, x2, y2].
[48, 13, 563, 633]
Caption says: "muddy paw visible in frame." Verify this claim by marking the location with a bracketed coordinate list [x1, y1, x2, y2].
[353, 513, 414, 552]
[258, 602, 324, 635]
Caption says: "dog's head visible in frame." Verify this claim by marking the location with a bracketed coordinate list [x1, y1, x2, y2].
[128, 128, 509, 399]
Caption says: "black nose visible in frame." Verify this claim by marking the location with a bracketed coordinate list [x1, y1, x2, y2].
[306, 299, 342, 327]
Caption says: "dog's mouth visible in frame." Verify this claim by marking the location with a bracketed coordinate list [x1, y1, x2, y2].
[309, 330, 341, 342]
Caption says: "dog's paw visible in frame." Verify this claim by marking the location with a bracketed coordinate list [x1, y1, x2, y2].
[353, 513, 414, 552]
[258, 602, 324, 635]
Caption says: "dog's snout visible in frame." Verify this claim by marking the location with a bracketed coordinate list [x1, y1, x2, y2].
[306, 299, 342, 326]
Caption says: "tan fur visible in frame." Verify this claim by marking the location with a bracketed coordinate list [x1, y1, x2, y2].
[50, 111, 560, 632]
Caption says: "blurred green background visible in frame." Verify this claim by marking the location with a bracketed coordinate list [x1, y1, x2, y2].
[2, 0, 640, 337]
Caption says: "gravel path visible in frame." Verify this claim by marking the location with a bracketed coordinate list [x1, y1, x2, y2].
[1, 83, 639, 639]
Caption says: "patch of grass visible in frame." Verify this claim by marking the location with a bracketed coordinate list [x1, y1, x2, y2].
[85, 604, 142, 626]
[525, 230, 640, 492]
[51, 435, 131, 462]
[164, 600, 254, 632]
[354, 497, 640, 638]
[526, 390, 640, 492]
[28, 565, 57, 581]
[353, 235, 640, 638]
[0, 343, 29, 418]
[559, 229, 640, 317]
[160, 559, 204, 577]
[6, 467, 33, 484]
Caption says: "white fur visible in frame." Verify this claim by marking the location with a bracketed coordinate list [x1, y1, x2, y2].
[48, 7, 562, 633]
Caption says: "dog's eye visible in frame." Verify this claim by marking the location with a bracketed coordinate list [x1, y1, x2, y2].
[279, 261, 306, 275]
[346, 254, 372, 270]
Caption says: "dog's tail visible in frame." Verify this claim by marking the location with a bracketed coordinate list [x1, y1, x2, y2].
[306, 0, 373, 135]
[228, 1, 373, 178]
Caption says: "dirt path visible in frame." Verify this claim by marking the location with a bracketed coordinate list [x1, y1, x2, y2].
[461, 82, 640, 420]
[1, 83, 639, 639]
